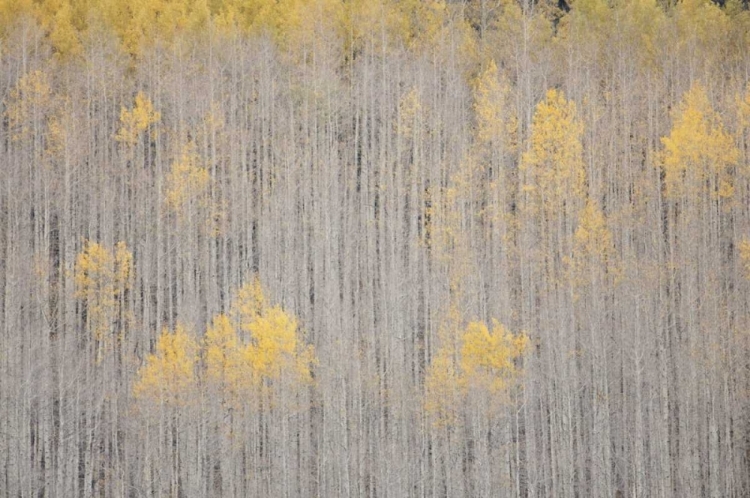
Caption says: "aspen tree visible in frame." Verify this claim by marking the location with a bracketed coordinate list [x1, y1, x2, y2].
[115, 92, 161, 146]
[660, 83, 738, 200]
[74, 240, 133, 353]
[522, 88, 586, 214]
[133, 324, 198, 405]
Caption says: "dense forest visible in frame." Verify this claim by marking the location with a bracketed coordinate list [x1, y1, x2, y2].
[1, 0, 750, 496]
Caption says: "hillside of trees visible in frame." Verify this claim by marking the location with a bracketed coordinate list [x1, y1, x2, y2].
[1, 0, 750, 496]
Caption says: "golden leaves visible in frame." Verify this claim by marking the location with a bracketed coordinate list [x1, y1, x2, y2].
[163, 141, 224, 236]
[164, 142, 210, 212]
[115, 92, 160, 146]
[230, 279, 315, 387]
[397, 87, 423, 139]
[522, 89, 586, 213]
[47, 0, 82, 57]
[134, 278, 316, 409]
[74, 240, 133, 344]
[568, 200, 621, 286]
[660, 83, 738, 200]
[424, 346, 460, 427]
[6, 70, 52, 142]
[233, 276, 268, 328]
[425, 319, 527, 426]
[133, 324, 199, 406]
[738, 83, 750, 137]
[739, 239, 750, 281]
[473, 59, 516, 151]
[460, 320, 527, 393]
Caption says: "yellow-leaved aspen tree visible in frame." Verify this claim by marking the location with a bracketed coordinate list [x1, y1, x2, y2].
[204, 313, 243, 401]
[45, 0, 82, 57]
[425, 315, 527, 494]
[115, 92, 161, 146]
[74, 240, 133, 362]
[459, 320, 527, 398]
[133, 323, 198, 406]
[229, 279, 315, 393]
[522, 88, 586, 216]
[520, 87, 587, 497]
[658, 82, 740, 495]
[660, 83, 738, 202]
[133, 323, 199, 496]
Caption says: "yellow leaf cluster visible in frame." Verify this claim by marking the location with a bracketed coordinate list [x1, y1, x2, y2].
[133, 324, 198, 406]
[675, 0, 731, 56]
[103, 0, 211, 56]
[204, 313, 241, 385]
[164, 142, 211, 214]
[115, 92, 160, 146]
[6, 70, 52, 142]
[522, 89, 586, 213]
[569, 200, 620, 284]
[47, 110, 69, 159]
[47, 0, 82, 57]
[425, 319, 527, 426]
[739, 239, 750, 281]
[424, 347, 460, 427]
[660, 83, 738, 200]
[74, 240, 133, 343]
[397, 87, 423, 139]
[232, 276, 268, 329]
[137, 278, 316, 409]
[473, 59, 515, 150]
[229, 279, 315, 386]
[459, 320, 528, 394]
[0, 0, 452, 59]
[738, 83, 750, 134]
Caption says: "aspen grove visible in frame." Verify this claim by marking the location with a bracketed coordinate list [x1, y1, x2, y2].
[1, 0, 750, 496]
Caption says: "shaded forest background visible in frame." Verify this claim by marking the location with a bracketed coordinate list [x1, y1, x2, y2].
[1, 0, 750, 496]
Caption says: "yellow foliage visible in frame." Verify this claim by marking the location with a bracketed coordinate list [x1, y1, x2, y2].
[569, 200, 619, 283]
[47, 110, 69, 159]
[660, 83, 738, 200]
[397, 87, 423, 139]
[558, 0, 610, 50]
[0, 0, 33, 35]
[739, 239, 750, 280]
[74, 240, 113, 301]
[74, 240, 132, 344]
[133, 324, 198, 406]
[473, 59, 515, 150]
[277, 0, 342, 56]
[114, 241, 133, 289]
[424, 346, 460, 427]
[0, 0, 455, 59]
[6, 70, 52, 142]
[234, 281, 315, 384]
[232, 277, 268, 332]
[340, 0, 394, 55]
[522, 89, 586, 213]
[392, 0, 448, 51]
[115, 92, 160, 145]
[204, 313, 249, 394]
[103, 0, 211, 56]
[199, 278, 316, 408]
[616, 0, 665, 68]
[739, 83, 750, 134]
[459, 320, 527, 394]
[675, 0, 730, 56]
[424, 318, 527, 425]
[245, 306, 299, 378]
[47, 0, 82, 57]
[164, 142, 211, 214]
